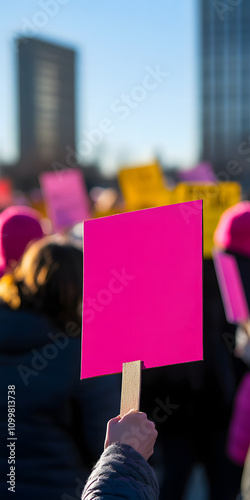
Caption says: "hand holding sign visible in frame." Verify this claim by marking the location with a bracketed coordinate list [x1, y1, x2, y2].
[104, 410, 158, 461]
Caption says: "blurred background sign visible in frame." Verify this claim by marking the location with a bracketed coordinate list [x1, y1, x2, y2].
[178, 162, 217, 183]
[173, 182, 241, 258]
[39, 169, 91, 232]
[0, 179, 13, 209]
[118, 161, 169, 210]
[116, 170, 241, 258]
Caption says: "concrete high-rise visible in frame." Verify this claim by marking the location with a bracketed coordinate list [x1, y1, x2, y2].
[200, 2, 250, 172]
[17, 37, 76, 170]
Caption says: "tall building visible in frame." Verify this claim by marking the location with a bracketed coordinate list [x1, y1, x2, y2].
[200, 2, 250, 172]
[17, 37, 76, 171]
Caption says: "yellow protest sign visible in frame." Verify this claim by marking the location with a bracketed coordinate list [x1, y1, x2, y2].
[172, 182, 241, 258]
[118, 162, 169, 210]
[118, 167, 241, 258]
[93, 206, 125, 218]
[30, 199, 48, 218]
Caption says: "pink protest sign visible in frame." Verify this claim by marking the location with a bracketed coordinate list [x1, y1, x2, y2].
[0, 179, 13, 208]
[178, 162, 217, 183]
[40, 169, 91, 231]
[213, 250, 249, 323]
[81, 200, 203, 379]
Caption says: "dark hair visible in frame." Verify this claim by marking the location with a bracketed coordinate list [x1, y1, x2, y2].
[0, 236, 83, 329]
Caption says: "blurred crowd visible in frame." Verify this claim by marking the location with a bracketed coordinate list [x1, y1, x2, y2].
[0, 190, 249, 500]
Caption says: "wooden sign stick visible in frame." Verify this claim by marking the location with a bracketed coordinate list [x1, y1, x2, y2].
[120, 360, 142, 417]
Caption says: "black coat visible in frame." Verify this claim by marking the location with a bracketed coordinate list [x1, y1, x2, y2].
[0, 304, 120, 500]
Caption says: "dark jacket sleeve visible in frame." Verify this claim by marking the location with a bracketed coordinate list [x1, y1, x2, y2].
[81, 443, 159, 500]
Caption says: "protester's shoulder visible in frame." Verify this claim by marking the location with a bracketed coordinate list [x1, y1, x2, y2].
[0, 302, 81, 355]
[0, 303, 50, 338]
[0, 301, 12, 315]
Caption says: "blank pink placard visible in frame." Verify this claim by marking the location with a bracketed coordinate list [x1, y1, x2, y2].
[81, 201, 203, 379]
[213, 250, 249, 323]
[40, 169, 91, 231]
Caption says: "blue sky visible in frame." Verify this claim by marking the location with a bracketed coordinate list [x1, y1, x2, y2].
[0, 0, 200, 174]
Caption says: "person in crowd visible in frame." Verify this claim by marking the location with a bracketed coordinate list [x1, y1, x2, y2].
[241, 445, 250, 500]
[227, 370, 250, 468]
[227, 342, 250, 500]
[214, 201, 250, 499]
[82, 409, 159, 500]
[0, 236, 120, 500]
[214, 201, 250, 259]
[0, 205, 44, 277]
[214, 200, 250, 364]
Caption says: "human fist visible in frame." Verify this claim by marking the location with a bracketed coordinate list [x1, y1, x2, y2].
[104, 410, 158, 461]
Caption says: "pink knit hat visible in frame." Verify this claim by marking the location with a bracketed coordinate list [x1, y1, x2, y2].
[214, 202, 250, 258]
[0, 206, 44, 277]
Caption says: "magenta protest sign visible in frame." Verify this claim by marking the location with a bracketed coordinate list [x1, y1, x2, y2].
[213, 250, 249, 323]
[81, 201, 203, 379]
[40, 169, 91, 231]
